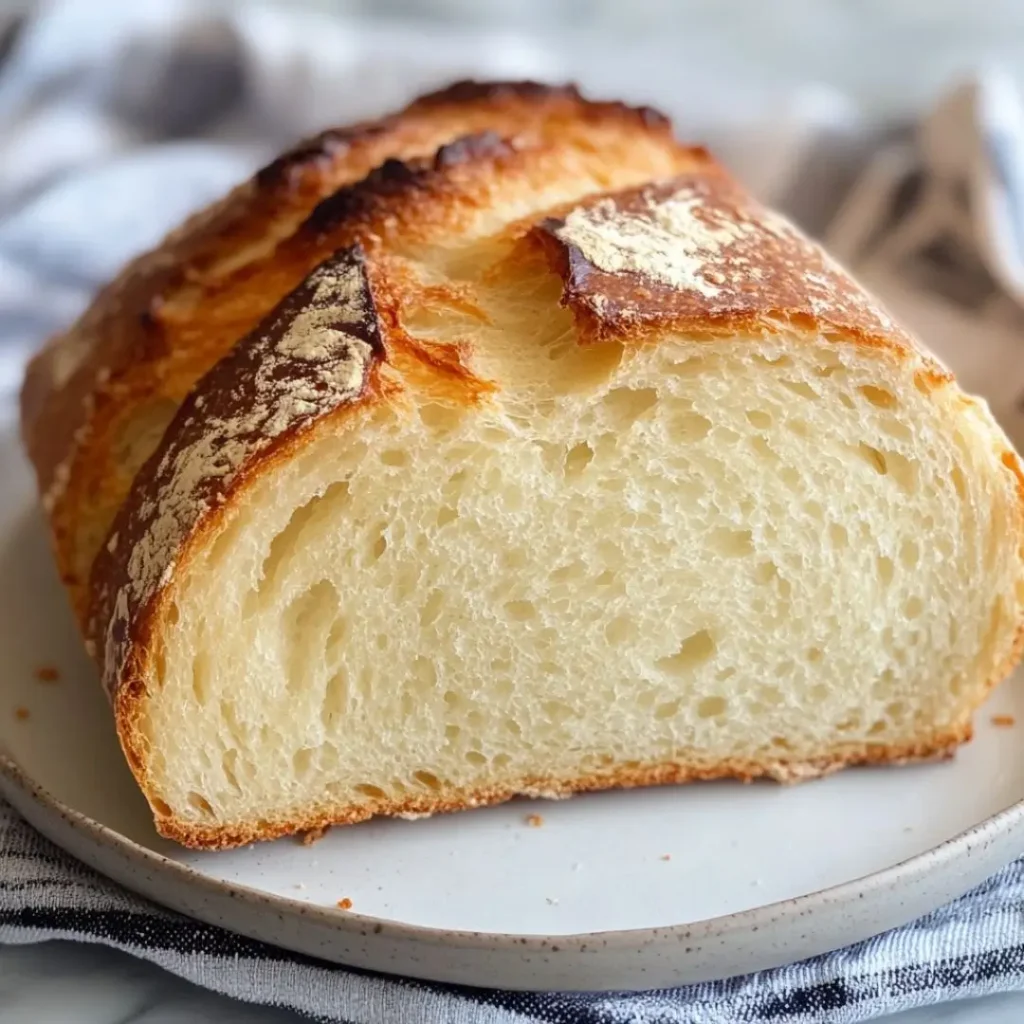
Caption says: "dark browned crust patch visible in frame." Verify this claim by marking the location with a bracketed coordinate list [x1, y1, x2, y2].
[535, 172, 918, 348]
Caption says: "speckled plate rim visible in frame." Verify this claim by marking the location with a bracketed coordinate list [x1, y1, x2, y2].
[4, 747, 1024, 991]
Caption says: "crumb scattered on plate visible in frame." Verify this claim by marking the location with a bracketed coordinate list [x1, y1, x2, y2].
[660, 854, 672, 861]
[571, 862, 583, 872]
[293, 883, 306, 890]
[545, 896, 559, 905]
[992, 714, 1015, 728]
[337, 897, 353, 910]
[299, 826, 328, 846]
[33, 665, 60, 683]
[525, 813, 544, 828]
[13, 707, 29, 721]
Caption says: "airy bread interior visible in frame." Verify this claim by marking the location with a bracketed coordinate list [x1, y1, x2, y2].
[141, 254, 1023, 837]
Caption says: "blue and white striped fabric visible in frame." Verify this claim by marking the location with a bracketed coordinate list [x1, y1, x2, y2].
[4, 3, 1024, 1021]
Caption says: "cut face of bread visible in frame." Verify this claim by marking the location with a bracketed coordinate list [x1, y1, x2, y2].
[29, 83, 1024, 848]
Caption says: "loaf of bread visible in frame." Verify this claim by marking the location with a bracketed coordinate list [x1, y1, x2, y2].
[21, 81, 1024, 849]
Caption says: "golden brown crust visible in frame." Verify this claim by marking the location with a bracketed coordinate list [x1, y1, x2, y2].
[154, 726, 969, 850]
[21, 80, 679, 620]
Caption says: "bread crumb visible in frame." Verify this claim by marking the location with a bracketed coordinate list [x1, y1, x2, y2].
[33, 665, 60, 683]
[293, 883, 306, 890]
[660, 854, 672, 861]
[525, 813, 544, 828]
[337, 897, 353, 910]
[992, 714, 1015, 728]
[13, 707, 29, 721]
[545, 896, 559, 905]
[299, 826, 328, 845]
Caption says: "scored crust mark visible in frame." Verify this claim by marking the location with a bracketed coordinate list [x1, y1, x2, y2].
[90, 246, 385, 698]
[535, 171, 915, 347]
[303, 132, 519, 240]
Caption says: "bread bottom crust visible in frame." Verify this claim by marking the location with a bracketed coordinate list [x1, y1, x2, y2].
[151, 724, 971, 850]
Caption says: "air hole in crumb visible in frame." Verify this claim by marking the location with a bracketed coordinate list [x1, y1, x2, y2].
[807, 647, 823, 663]
[859, 385, 897, 408]
[809, 683, 829, 703]
[605, 616, 636, 645]
[166, 603, 180, 626]
[419, 403, 462, 433]
[371, 532, 387, 560]
[414, 770, 442, 791]
[543, 699, 574, 724]
[293, 748, 314, 777]
[771, 736, 793, 751]
[595, 570, 617, 586]
[504, 599, 537, 621]
[494, 753, 512, 768]
[829, 523, 849, 549]
[858, 443, 888, 475]
[759, 685, 784, 706]
[420, 589, 445, 628]
[152, 798, 172, 817]
[412, 656, 437, 691]
[550, 560, 586, 584]
[868, 720, 887, 735]
[754, 561, 778, 585]
[187, 792, 214, 817]
[657, 630, 716, 675]
[603, 387, 658, 428]
[654, 699, 682, 720]
[465, 750, 487, 766]
[904, 596, 925, 619]
[436, 505, 459, 528]
[951, 466, 967, 500]
[564, 442, 594, 478]
[356, 783, 387, 800]
[877, 556, 895, 587]
[191, 651, 210, 704]
[746, 410, 772, 429]
[782, 380, 819, 401]
[710, 527, 753, 558]
[697, 695, 728, 718]
[668, 411, 712, 442]
[886, 701, 907, 720]
[380, 448, 409, 467]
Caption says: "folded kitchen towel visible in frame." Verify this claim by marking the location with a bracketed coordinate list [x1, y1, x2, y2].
[4, 3, 1024, 1022]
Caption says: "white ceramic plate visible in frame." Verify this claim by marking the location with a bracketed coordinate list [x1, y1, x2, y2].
[2, 412, 1024, 991]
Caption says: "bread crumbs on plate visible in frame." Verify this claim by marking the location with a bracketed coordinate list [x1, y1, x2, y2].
[13, 707, 29, 721]
[525, 813, 544, 828]
[992, 714, 1015, 728]
[33, 665, 60, 682]
[660, 854, 672, 861]
[337, 898, 353, 910]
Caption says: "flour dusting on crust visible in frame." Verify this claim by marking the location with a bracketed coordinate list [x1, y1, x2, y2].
[92, 246, 383, 695]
